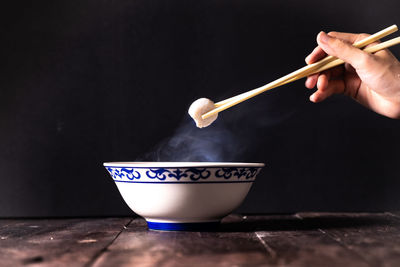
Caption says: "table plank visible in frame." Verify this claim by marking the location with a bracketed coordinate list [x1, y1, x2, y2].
[1, 213, 399, 267]
[386, 211, 400, 219]
[297, 212, 400, 267]
[92, 215, 272, 267]
[0, 218, 131, 267]
[244, 214, 369, 267]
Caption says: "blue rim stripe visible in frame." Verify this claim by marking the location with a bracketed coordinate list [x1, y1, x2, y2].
[113, 180, 254, 184]
[147, 221, 220, 231]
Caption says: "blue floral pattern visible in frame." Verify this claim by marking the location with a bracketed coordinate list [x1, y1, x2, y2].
[106, 166, 261, 183]
[107, 167, 141, 180]
[146, 168, 169, 180]
[185, 168, 210, 181]
[216, 167, 259, 179]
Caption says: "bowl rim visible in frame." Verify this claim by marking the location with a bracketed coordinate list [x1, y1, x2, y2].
[103, 162, 265, 168]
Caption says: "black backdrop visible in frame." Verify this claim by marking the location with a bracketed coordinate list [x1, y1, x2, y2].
[1, 0, 400, 217]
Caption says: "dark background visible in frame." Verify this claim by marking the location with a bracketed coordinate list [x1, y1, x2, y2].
[1, 0, 400, 217]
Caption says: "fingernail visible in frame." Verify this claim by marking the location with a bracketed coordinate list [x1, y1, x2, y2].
[319, 31, 330, 44]
[310, 94, 316, 102]
[305, 55, 311, 64]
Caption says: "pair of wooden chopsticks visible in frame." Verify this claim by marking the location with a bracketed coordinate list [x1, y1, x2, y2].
[202, 25, 400, 120]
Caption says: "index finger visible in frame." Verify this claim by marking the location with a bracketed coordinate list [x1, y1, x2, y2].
[328, 32, 370, 44]
[305, 32, 370, 65]
[305, 46, 326, 64]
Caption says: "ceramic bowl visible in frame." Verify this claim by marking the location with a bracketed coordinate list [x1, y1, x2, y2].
[104, 162, 265, 231]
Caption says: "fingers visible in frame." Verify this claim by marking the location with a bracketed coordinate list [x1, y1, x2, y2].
[305, 46, 327, 89]
[305, 71, 331, 91]
[317, 71, 331, 91]
[305, 46, 326, 64]
[305, 31, 371, 66]
[304, 32, 369, 64]
[317, 31, 372, 70]
[310, 79, 345, 103]
[305, 74, 318, 89]
[304, 30, 374, 103]
[308, 69, 347, 103]
[305, 67, 343, 89]
[327, 31, 370, 44]
[304, 33, 346, 89]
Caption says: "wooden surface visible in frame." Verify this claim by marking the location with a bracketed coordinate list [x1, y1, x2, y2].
[1, 213, 400, 267]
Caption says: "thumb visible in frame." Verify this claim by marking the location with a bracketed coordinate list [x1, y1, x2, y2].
[317, 31, 371, 70]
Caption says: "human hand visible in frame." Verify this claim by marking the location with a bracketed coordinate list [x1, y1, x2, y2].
[305, 31, 400, 118]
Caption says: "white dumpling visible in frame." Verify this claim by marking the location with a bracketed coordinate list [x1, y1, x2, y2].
[188, 98, 218, 128]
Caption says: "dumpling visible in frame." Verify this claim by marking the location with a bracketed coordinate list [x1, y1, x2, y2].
[188, 98, 218, 128]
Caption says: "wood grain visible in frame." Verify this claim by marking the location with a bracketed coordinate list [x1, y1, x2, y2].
[0, 218, 131, 267]
[92, 215, 271, 267]
[1, 213, 399, 267]
[297, 212, 400, 267]
[243, 214, 369, 267]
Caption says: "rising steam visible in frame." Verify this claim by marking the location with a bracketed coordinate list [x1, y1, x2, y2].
[140, 117, 244, 162]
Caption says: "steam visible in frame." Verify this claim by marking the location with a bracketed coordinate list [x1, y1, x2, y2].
[140, 116, 244, 162]
[138, 91, 302, 163]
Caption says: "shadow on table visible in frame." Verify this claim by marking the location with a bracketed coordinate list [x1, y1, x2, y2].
[218, 213, 399, 232]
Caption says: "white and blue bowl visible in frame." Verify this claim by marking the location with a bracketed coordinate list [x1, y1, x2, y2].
[104, 162, 265, 231]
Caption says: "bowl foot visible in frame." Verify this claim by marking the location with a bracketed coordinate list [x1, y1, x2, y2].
[146, 221, 220, 231]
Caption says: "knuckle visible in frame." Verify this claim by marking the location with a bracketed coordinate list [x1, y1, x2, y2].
[355, 52, 372, 67]
[359, 33, 370, 39]
[356, 33, 372, 43]
[329, 38, 344, 52]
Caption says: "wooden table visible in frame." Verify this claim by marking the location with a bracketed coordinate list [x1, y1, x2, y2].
[1, 212, 400, 267]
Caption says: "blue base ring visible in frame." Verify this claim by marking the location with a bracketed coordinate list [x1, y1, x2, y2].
[147, 221, 220, 231]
